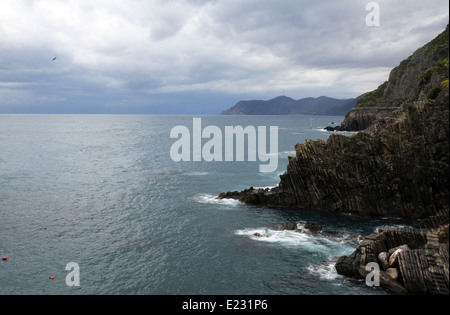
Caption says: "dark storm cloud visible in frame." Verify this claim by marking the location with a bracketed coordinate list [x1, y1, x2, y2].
[0, 0, 448, 113]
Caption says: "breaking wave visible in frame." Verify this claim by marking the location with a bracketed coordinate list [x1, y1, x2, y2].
[235, 223, 359, 256]
[235, 223, 360, 283]
[307, 258, 341, 281]
[193, 193, 242, 206]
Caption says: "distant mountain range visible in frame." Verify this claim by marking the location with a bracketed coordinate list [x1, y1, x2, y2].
[220, 95, 359, 116]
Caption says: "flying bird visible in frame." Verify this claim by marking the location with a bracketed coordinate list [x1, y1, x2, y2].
[52, 57, 57, 61]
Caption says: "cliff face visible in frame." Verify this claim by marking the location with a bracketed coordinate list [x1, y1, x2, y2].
[220, 87, 449, 221]
[287, 88, 449, 220]
[218, 26, 449, 295]
[338, 25, 448, 132]
[219, 25, 449, 222]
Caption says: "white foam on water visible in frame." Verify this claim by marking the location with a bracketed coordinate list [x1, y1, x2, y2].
[252, 185, 277, 190]
[234, 224, 357, 282]
[307, 259, 340, 281]
[193, 194, 242, 206]
[235, 224, 360, 261]
[235, 227, 329, 251]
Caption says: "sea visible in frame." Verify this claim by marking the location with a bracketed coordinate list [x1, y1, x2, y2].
[0, 114, 414, 295]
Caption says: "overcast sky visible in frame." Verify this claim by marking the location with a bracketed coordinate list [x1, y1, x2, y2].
[0, 0, 448, 114]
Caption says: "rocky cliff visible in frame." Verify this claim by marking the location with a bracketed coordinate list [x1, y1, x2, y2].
[335, 25, 449, 132]
[219, 85, 449, 221]
[219, 25, 449, 221]
[218, 26, 449, 295]
[335, 224, 448, 295]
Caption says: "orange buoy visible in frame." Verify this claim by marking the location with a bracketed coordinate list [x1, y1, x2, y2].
[2, 257, 8, 261]
[49, 276, 55, 279]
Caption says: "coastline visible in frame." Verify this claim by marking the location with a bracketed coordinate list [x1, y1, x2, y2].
[217, 26, 449, 295]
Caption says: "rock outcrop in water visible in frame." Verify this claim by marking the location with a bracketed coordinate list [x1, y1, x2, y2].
[335, 224, 449, 295]
[218, 25, 449, 221]
[218, 25, 449, 294]
[219, 83, 449, 220]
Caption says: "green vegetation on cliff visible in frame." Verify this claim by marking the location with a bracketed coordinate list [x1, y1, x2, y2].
[219, 24, 449, 296]
[221, 25, 449, 222]
[292, 25, 449, 219]
[340, 25, 449, 131]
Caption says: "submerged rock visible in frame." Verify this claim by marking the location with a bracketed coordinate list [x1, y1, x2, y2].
[280, 221, 298, 231]
[304, 222, 322, 233]
[323, 126, 337, 132]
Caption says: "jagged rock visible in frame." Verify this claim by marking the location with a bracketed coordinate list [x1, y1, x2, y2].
[339, 25, 449, 132]
[398, 246, 449, 295]
[417, 210, 449, 229]
[280, 222, 298, 231]
[378, 252, 389, 271]
[381, 229, 427, 250]
[438, 225, 449, 243]
[335, 251, 362, 280]
[386, 268, 399, 281]
[218, 26, 449, 220]
[387, 244, 410, 256]
[340, 107, 390, 131]
[304, 222, 322, 233]
[335, 225, 449, 295]
[218, 186, 297, 208]
[388, 245, 410, 267]
[388, 249, 402, 267]
[218, 26, 450, 295]
[357, 265, 408, 295]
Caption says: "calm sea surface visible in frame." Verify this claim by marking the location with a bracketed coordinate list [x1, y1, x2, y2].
[0, 114, 412, 295]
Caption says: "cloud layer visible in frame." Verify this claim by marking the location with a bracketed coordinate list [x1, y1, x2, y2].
[0, 0, 448, 113]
